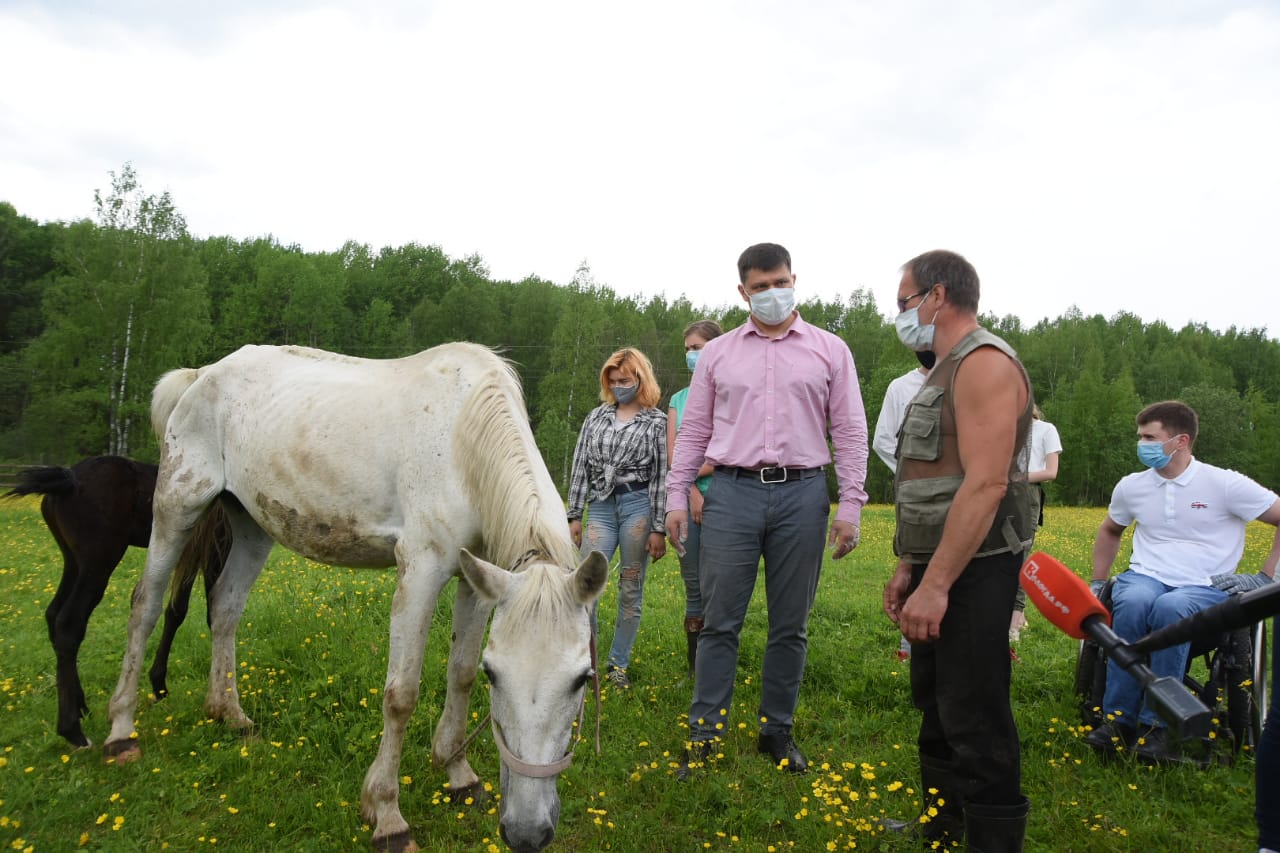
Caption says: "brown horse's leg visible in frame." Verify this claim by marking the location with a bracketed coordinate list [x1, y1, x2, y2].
[42, 495, 126, 748]
[149, 568, 197, 700]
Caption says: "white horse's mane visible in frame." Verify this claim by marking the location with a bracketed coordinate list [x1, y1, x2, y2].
[453, 355, 579, 582]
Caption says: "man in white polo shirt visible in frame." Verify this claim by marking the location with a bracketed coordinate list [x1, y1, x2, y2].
[1086, 400, 1280, 762]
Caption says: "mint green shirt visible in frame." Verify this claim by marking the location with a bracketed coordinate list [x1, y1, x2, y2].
[669, 386, 711, 494]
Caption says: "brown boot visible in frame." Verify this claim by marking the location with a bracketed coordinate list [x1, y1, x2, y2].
[684, 617, 703, 677]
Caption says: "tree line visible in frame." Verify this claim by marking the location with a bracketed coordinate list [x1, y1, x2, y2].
[3, 166, 1278, 506]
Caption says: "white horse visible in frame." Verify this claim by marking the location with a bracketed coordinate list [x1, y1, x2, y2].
[103, 342, 608, 853]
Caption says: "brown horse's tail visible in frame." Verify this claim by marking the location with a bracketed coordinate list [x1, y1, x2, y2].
[168, 500, 233, 601]
[3, 465, 76, 500]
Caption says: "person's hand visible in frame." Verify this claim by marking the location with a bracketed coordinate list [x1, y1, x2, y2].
[899, 578, 948, 643]
[665, 510, 688, 557]
[646, 532, 666, 562]
[569, 518, 583, 547]
[1211, 571, 1274, 595]
[1089, 578, 1107, 597]
[882, 559, 913, 624]
[689, 488, 705, 525]
[828, 520, 859, 560]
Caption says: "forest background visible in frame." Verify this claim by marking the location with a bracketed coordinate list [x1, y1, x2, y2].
[3, 165, 1279, 505]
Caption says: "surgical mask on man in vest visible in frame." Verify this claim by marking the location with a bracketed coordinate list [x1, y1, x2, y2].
[750, 287, 796, 326]
[895, 296, 941, 353]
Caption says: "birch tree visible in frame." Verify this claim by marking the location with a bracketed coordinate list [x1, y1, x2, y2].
[20, 164, 210, 460]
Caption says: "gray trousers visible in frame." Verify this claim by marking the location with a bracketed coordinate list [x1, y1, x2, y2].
[688, 469, 829, 741]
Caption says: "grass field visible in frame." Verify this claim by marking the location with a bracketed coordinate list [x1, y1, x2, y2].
[0, 498, 1269, 852]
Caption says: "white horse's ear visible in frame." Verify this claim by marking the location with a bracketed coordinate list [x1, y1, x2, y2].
[571, 550, 609, 606]
[458, 548, 513, 603]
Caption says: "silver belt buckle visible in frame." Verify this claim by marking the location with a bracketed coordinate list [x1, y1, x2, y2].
[759, 466, 787, 484]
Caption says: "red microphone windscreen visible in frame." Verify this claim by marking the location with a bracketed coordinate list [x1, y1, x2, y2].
[1019, 551, 1111, 640]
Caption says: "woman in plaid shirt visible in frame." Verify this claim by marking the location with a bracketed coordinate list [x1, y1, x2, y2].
[568, 347, 668, 689]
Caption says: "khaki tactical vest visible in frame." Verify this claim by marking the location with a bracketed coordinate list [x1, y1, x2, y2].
[893, 327, 1038, 563]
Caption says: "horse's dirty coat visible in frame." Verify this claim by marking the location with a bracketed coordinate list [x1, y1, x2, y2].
[103, 343, 608, 853]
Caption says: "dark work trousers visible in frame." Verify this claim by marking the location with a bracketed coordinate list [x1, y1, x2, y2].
[908, 551, 1023, 806]
[687, 468, 829, 742]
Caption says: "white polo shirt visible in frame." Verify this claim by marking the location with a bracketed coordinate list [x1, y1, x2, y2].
[1107, 458, 1278, 587]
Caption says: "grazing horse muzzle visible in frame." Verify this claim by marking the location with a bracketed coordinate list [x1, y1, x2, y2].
[497, 760, 562, 853]
[493, 723, 575, 851]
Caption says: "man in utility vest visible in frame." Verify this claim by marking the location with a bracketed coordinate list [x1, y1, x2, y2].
[882, 249, 1037, 851]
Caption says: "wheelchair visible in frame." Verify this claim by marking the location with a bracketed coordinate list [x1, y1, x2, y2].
[1074, 577, 1270, 764]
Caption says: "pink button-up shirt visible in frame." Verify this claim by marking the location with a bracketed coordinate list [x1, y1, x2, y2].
[666, 313, 869, 526]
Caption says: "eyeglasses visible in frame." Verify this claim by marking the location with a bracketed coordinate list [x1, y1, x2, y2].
[896, 287, 931, 313]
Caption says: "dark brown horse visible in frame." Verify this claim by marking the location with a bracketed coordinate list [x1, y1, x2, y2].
[5, 455, 231, 747]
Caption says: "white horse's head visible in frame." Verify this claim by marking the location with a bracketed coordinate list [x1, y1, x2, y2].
[458, 548, 608, 852]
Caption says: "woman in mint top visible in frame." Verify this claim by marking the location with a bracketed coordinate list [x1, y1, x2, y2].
[666, 319, 724, 676]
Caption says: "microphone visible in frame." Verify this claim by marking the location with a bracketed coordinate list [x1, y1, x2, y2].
[1130, 581, 1280, 654]
[1019, 552, 1214, 738]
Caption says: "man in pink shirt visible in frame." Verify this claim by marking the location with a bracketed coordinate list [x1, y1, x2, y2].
[666, 242, 869, 779]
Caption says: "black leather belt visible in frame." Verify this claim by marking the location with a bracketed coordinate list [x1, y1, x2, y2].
[613, 480, 649, 494]
[717, 466, 823, 484]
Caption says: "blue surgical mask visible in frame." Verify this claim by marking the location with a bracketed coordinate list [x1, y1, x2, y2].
[685, 350, 700, 372]
[749, 287, 796, 325]
[611, 384, 638, 405]
[895, 297, 940, 352]
[1137, 436, 1180, 470]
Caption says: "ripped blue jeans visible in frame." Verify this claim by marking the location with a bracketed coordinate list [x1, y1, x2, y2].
[581, 487, 651, 671]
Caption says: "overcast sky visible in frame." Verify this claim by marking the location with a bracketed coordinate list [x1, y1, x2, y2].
[2, 0, 1278, 335]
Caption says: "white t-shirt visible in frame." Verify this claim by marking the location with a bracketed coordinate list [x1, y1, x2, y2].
[1028, 420, 1063, 474]
[872, 367, 928, 472]
[1107, 458, 1278, 587]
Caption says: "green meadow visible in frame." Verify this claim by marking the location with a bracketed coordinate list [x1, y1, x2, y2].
[0, 499, 1268, 851]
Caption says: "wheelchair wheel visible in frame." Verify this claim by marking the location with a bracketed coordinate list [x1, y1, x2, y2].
[1075, 638, 1107, 729]
[1220, 628, 1255, 753]
[1253, 620, 1270, 747]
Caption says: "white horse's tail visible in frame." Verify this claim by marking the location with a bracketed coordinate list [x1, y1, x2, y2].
[151, 368, 201, 439]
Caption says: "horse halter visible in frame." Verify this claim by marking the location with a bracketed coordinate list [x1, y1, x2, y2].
[491, 720, 577, 779]
[445, 547, 596, 779]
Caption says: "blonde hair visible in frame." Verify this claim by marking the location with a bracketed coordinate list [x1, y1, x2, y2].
[599, 347, 661, 408]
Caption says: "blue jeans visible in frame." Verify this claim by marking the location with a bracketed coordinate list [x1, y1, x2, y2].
[581, 488, 652, 671]
[689, 469, 828, 741]
[678, 516, 703, 621]
[1259, 617, 1278, 850]
[1103, 571, 1228, 728]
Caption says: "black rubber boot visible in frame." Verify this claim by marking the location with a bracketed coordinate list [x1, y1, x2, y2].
[920, 754, 965, 846]
[964, 797, 1029, 853]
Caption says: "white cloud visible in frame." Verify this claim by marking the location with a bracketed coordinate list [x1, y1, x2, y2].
[1, 0, 1277, 332]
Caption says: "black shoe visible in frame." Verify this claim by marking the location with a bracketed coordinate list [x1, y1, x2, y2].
[757, 733, 808, 773]
[676, 741, 712, 782]
[1133, 725, 1174, 764]
[1084, 721, 1135, 755]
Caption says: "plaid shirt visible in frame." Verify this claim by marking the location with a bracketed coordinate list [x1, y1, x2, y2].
[567, 404, 668, 533]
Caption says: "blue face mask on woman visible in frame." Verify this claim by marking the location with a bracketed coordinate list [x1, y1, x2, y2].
[685, 351, 700, 372]
[1137, 436, 1181, 470]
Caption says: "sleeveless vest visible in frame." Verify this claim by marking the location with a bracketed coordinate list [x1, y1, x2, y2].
[892, 328, 1038, 563]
